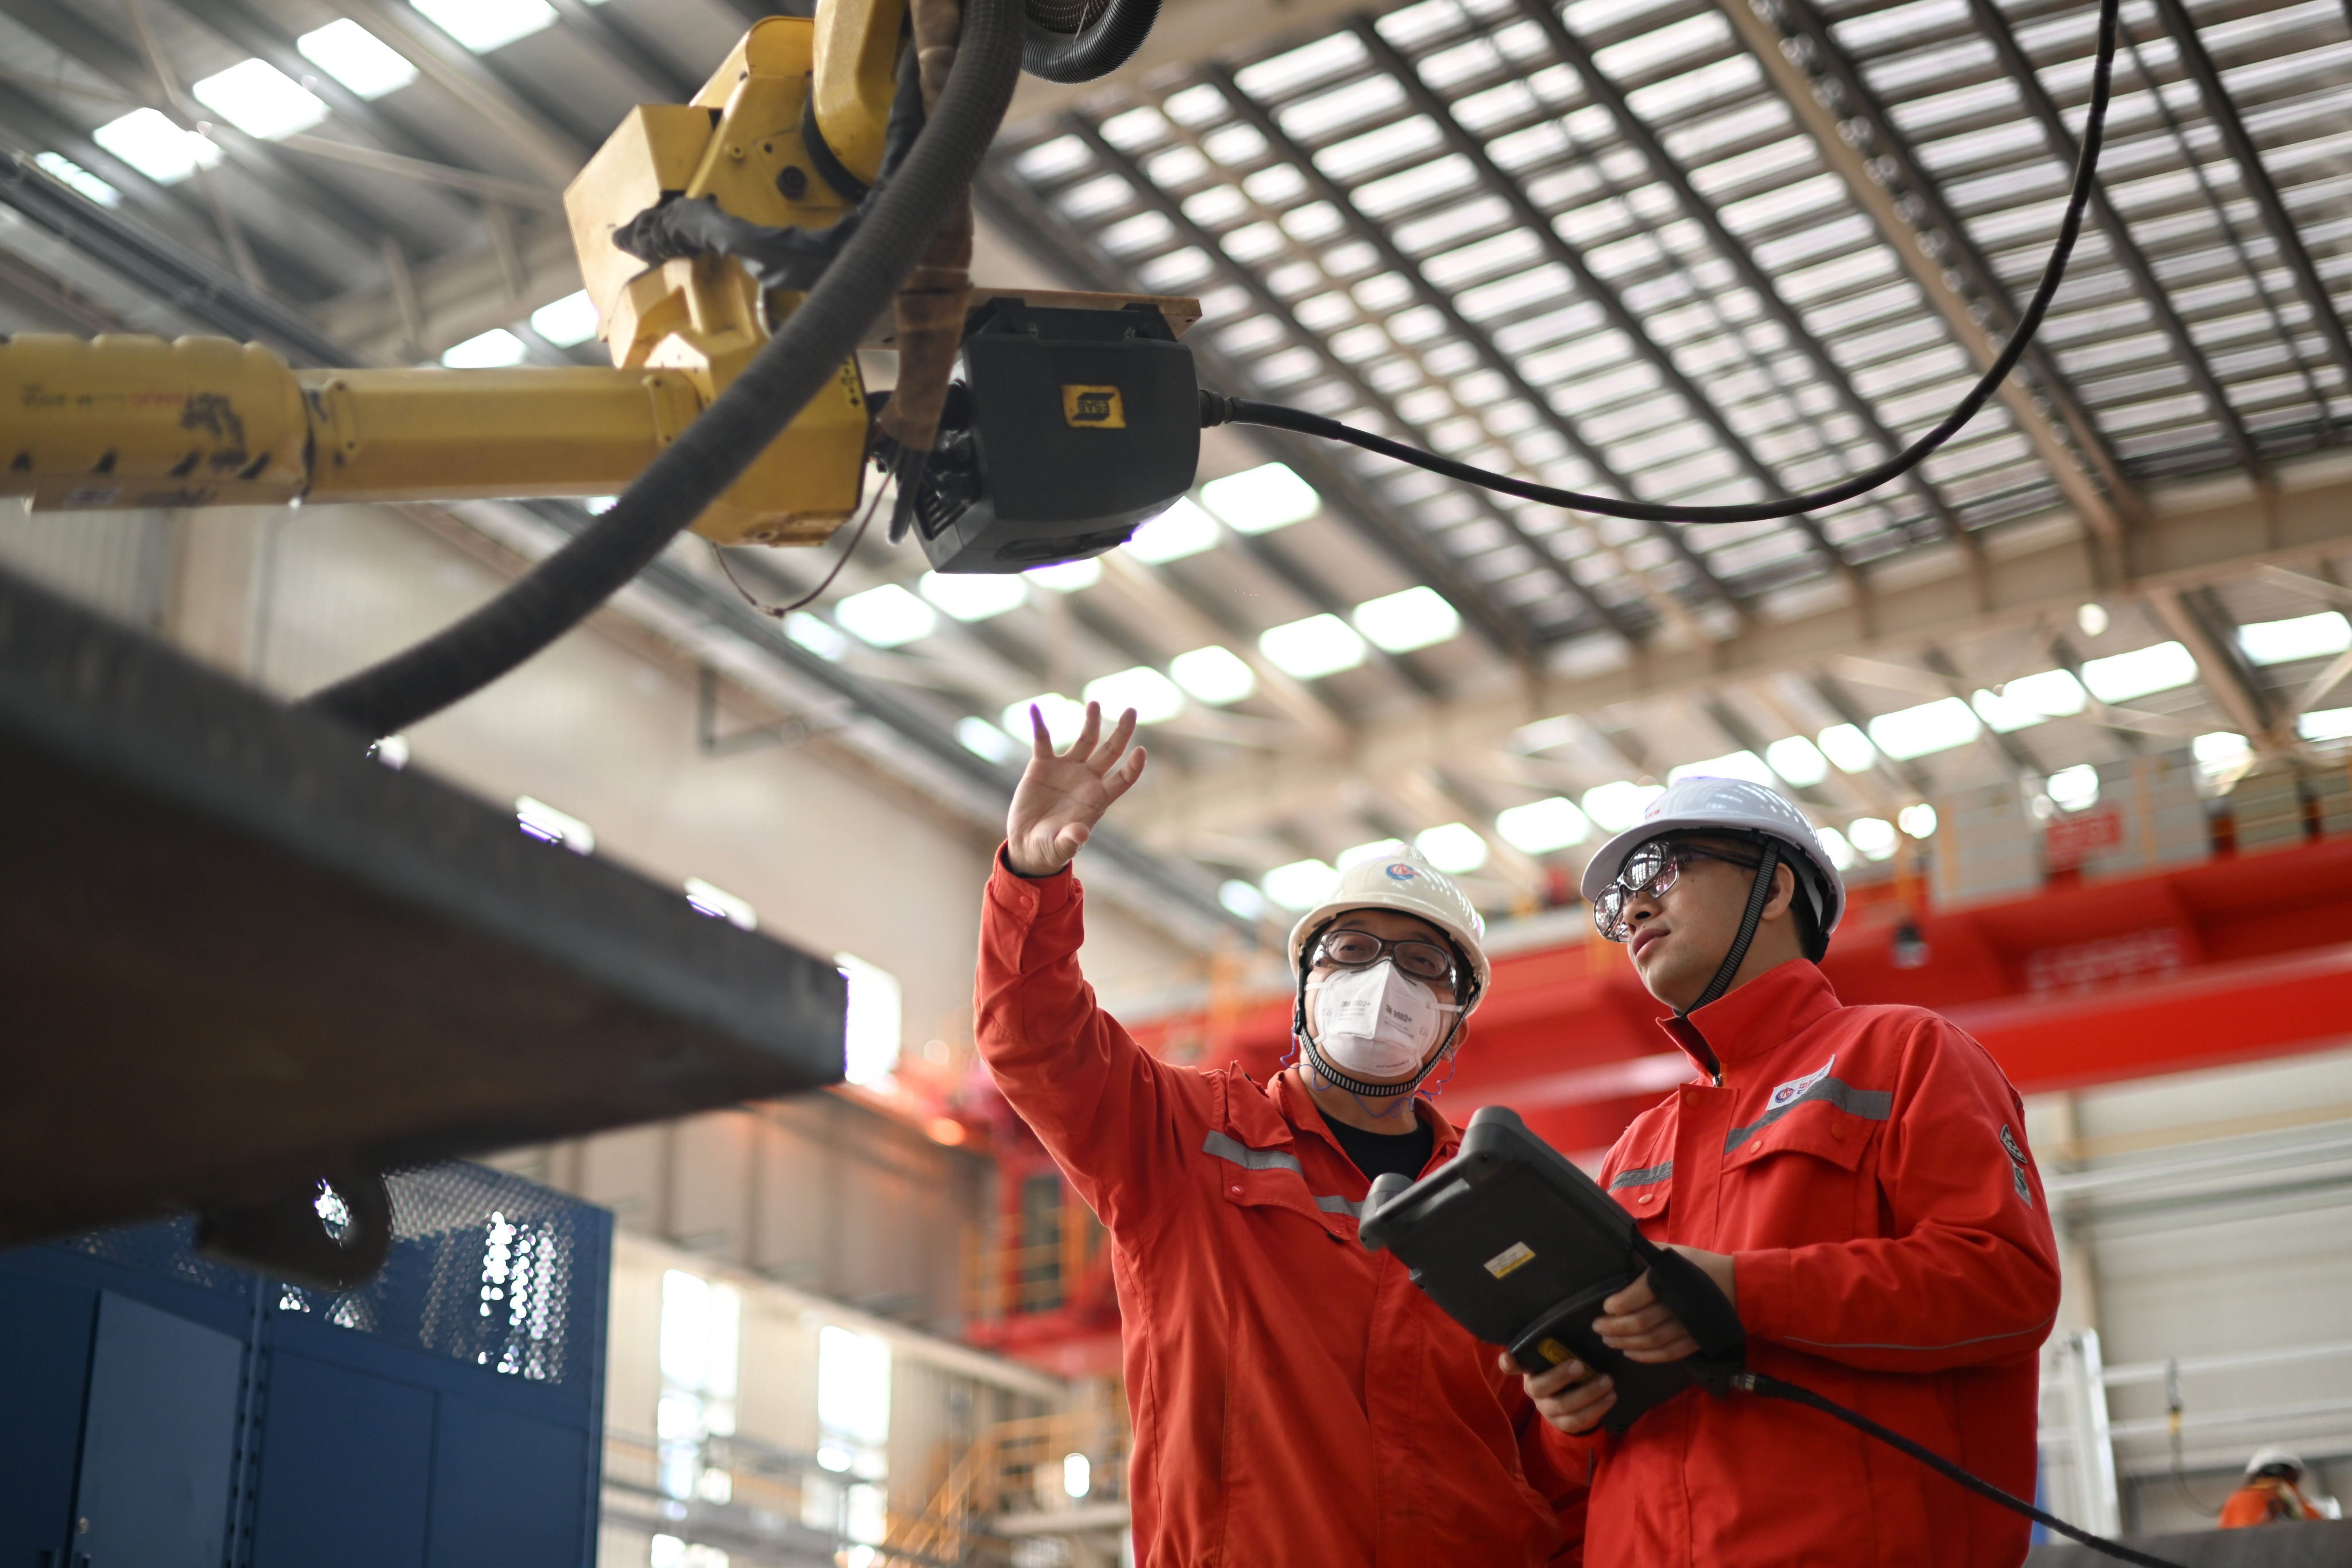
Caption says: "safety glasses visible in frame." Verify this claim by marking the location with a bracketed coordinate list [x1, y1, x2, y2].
[1592, 840, 1762, 944]
[1312, 928, 1460, 987]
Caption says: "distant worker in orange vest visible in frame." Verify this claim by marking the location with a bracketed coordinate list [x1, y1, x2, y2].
[973, 701, 1586, 1567]
[1515, 775, 2063, 1567]
[2220, 1447, 2328, 1527]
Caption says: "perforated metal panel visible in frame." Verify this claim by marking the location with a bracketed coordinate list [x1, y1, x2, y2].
[55, 1164, 600, 1393]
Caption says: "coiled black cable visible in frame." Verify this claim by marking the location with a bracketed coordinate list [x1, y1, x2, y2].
[1736, 1371, 2191, 1568]
[1199, 0, 2122, 526]
[300, 0, 1027, 739]
[1021, 0, 1161, 82]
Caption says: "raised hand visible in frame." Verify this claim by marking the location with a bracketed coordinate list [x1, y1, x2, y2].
[1005, 701, 1146, 876]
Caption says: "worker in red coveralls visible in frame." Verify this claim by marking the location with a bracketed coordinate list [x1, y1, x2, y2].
[974, 701, 1586, 1567]
[1515, 775, 2062, 1567]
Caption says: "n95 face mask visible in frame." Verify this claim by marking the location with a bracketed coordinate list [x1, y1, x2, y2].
[1308, 960, 1457, 1079]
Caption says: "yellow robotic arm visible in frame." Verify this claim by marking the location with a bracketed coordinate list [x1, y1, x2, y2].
[1, 6, 901, 546]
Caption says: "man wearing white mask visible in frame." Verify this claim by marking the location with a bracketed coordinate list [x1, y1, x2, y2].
[974, 701, 1585, 1568]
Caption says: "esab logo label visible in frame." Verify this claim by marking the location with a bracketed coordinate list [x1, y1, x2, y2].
[1061, 384, 1126, 428]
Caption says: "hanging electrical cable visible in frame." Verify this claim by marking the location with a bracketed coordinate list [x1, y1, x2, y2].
[298, 0, 1028, 740]
[1198, 0, 2123, 527]
[1021, 0, 1163, 82]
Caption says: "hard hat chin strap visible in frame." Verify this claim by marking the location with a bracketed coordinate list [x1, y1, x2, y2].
[1680, 839, 1781, 1018]
[1296, 1011, 1466, 1102]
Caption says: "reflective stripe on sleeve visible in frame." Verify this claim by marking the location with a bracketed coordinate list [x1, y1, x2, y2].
[1609, 1161, 1674, 1191]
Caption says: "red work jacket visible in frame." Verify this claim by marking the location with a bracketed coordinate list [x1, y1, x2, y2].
[1576, 959, 2061, 1568]
[975, 857, 1585, 1567]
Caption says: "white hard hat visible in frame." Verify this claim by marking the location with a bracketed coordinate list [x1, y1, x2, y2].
[1578, 775, 1847, 936]
[2247, 1446, 2305, 1479]
[1285, 851, 1491, 1007]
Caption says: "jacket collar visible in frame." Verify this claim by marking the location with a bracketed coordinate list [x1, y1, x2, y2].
[1271, 1065, 1463, 1163]
[1656, 959, 1842, 1081]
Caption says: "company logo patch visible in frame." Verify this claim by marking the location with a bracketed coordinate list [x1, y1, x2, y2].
[1999, 1124, 2029, 1165]
[1061, 384, 1126, 428]
[1384, 862, 1420, 883]
[1768, 1056, 1835, 1110]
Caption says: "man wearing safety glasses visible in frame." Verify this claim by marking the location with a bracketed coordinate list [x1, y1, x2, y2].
[973, 702, 1587, 1567]
[1514, 776, 2061, 1567]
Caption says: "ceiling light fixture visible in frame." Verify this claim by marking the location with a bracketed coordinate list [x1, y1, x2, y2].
[1866, 697, 1981, 762]
[297, 19, 418, 98]
[1121, 496, 1219, 563]
[1581, 781, 1663, 832]
[1024, 557, 1102, 592]
[191, 59, 329, 140]
[1763, 736, 1829, 787]
[833, 583, 937, 648]
[440, 329, 528, 368]
[91, 108, 220, 186]
[1350, 585, 1459, 654]
[1258, 613, 1366, 679]
[2238, 611, 2351, 666]
[1414, 822, 1488, 874]
[1495, 796, 1591, 854]
[33, 152, 121, 207]
[1261, 859, 1339, 910]
[409, 0, 557, 52]
[528, 289, 601, 347]
[1168, 645, 1256, 705]
[2080, 641, 2196, 703]
[918, 570, 1027, 623]
[1083, 665, 1185, 724]
[1199, 462, 1319, 534]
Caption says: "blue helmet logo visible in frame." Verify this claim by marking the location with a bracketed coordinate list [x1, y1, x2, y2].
[1384, 862, 1419, 882]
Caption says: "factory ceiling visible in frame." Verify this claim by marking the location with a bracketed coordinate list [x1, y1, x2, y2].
[1, 0, 2349, 933]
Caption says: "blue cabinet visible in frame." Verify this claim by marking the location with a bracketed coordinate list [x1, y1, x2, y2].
[0, 1165, 609, 1568]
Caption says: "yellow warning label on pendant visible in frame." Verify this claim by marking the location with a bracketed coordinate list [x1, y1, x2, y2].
[1061, 384, 1126, 428]
[1485, 1241, 1536, 1279]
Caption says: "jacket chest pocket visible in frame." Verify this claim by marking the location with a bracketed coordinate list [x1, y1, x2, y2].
[1607, 1158, 1675, 1239]
[1202, 1130, 1358, 1237]
[1723, 1109, 1874, 1242]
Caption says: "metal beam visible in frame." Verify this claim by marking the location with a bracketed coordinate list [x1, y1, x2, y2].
[1350, 17, 1855, 593]
[1504, 0, 1970, 554]
[1921, 642, 2041, 776]
[1051, 118, 1546, 661]
[1201, 61, 1713, 640]
[2142, 0, 2352, 394]
[1962, 0, 2263, 477]
[1727, 0, 2138, 546]
[1118, 457, 2352, 844]
[331, 0, 586, 184]
[2145, 585, 2282, 750]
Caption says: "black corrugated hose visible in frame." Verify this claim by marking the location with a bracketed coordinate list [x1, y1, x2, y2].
[301, 0, 1028, 739]
[1199, 0, 2122, 527]
[1022, 0, 1160, 82]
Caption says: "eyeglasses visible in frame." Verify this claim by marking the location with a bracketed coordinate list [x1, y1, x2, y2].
[1311, 928, 1460, 987]
[1592, 840, 1762, 944]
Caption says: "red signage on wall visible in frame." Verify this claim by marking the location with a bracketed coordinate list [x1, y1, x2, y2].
[2045, 805, 2124, 870]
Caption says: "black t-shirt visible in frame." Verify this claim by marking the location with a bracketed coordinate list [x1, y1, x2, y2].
[1320, 1103, 1435, 1183]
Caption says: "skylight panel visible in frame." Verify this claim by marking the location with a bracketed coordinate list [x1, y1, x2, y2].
[918, 571, 1026, 623]
[2080, 640, 2197, 702]
[32, 152, 119, 206]
[1234, 31, 1366, 101]
[1220, 879, 1270, 921]
[784, 611, 845, 662]
[1123, 498, 1220, 563]
[298, 19, 418, 98]
[1169, 646, 1256, 705]
[1582, 781, 1664, 831]
[1867, 697, 1981, 760]
[1764, 736, 1829, 786]
[441, 329, 528, 368]
[2299, 706, 2352, 744]
[529, 290, 600, 347]
[1260, 614, 1368, 679]
[2238, 611, 2350, 665]
[835, 584, 937, 648]
[1815, 823, 1857, 868]
[1415, 822, 1489, 874]
[1200, 463, 1321, 534]
[1083, 666, 1185, 725]
[1002, 694, 1088, 747]
[1339, 839, 1408, 868]
[1846, 816, 1897, 860]
[1351, 586, 1462, 655]
[1971, 668, 2085, 731]
[1262, 858, 1340, 910]
[2046, 763, 2100, 813]
[1025, 558, 1102, 592]
[955, 716, 1018, 763]
[92, 109, 221, 186]
[192, 59, 329, 140]
[410, 0, 556, 54]
[1496, 796, 1593, 853]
